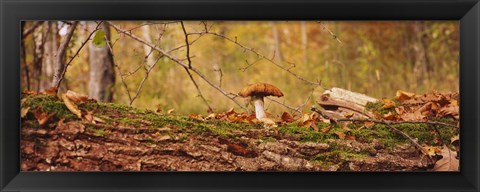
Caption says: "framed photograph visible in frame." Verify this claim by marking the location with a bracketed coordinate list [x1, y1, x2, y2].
[1, 0, 479, 191]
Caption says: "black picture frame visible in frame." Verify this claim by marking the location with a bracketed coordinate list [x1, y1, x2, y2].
[1, 0, 479, 191]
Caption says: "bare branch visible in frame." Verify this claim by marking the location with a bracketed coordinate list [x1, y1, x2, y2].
[108, 22, 248, 111]
[180, 21, 213, 112]
[188, 31, 322, 87]
[317, 21, 344, 45]
[336, 118, 435, 163]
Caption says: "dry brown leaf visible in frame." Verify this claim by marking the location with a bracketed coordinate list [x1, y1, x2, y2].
[65, 90, 89, 103]
[281, 112, 295, 123]
[433, 145, 459, 171]
[395, 90, 415, 102]
[345, 134, 356, 141]
[167, 108, 175, 115]
[321, 126, 332, 133]
[33, 108, 55, 126]
[57, 118, 65, 127]
[42, 87, 58, 97]
[422, 145, 441, 157]
[311, 122, 319, 131]
[383, 112, 397, 121]
[189, 114, 205, 121]
[259, 117, 277, 128]
[22, 90, 37, 96]
[334, 132, 346, 139]
[84, 110, 95, 123]
[206, 113, 217, 120]
[381, 98, 396, 109]
[62, 94, 82, 118]
[21, 107, 30, 119]
[364, 121, 375, 128]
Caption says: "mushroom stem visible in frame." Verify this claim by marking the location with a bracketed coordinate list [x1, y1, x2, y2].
[252, 96, 266, 119]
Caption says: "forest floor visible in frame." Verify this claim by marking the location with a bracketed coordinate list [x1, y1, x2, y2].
[20, 92, 459, 171]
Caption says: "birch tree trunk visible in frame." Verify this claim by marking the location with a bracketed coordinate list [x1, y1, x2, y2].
[40, 22, 57, 91]
[88, 22, 116, 102]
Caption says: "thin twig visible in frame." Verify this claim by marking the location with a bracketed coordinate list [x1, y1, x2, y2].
[336, 118, 434, 163]
[317, 21, 343, 45]
[54, 21, 101, 91]
[108, 22, 248, 112]
[188, 31, 322, 87]
[180, 21, 213, 112]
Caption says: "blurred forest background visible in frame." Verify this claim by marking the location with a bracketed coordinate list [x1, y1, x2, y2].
[21, 21, 459, 115]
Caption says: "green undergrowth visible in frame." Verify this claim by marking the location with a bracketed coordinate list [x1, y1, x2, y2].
[22, 94, 458, 148]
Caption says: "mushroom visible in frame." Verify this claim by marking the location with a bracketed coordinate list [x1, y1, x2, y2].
[239, 83, 284, 119]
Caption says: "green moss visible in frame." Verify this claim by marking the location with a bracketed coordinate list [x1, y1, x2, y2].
[86, 127, 109, 137]
[23, 95, 77, 120]
[311, 150, 368, 165]
[365, 101, 396, 115]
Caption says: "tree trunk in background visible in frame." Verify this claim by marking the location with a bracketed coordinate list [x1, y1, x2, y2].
[40, 22, 58, 91]
[142, 23, 156, 68]
[270, 22, 284, 64]
[88, 22, 115, 102]
[301, 21, 308, 65]
[412, 21, 431, 90]
[52, 21, 79, 89]
[21, 22, 31, 90]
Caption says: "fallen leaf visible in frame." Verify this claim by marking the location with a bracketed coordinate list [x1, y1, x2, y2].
[433, 145, 459, 171]
[42, 87, 58, 97]
[57, 118, 65, 127]
[395, 90, 415, 102]
[381, 98, 396, 109]
[33, 108, 56, 126]
[345, 134, 356, 141]
[281, 112, 295, 123]
[334, 132, 346, 139]
[422, 145, 441, 157]
[21, 107, 30, 119]
[259, 117, 277, 128]
[167, 108, 175, 115]
[364, 121, 375, 128]
[65, 90, 89, 103]
[383, 112, 397, 120]
[189, 114, 205, 121]
[84, 110, 95, 123]
[321, 126, 332, 133]
[62, 94, 82, 118]
[93, 116, 105, 124]
[205, 113, 217, 120]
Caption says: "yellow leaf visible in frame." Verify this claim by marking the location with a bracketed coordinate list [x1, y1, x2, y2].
[167, 108, 175, 115]
[62, 94, 82, 118]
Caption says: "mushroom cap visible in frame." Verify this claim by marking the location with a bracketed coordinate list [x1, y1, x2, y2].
[238, 83, 284, 98]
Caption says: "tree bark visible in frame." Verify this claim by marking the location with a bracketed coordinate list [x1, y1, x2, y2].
[88, 22, 116, 102]
[52, 21, 79, 89]
[40, 22, 57, 91]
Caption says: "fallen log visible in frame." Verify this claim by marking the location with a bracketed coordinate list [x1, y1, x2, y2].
[317, 87, 378, 120]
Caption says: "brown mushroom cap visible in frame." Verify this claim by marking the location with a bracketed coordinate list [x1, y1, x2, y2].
[238, 83, 284, 98]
